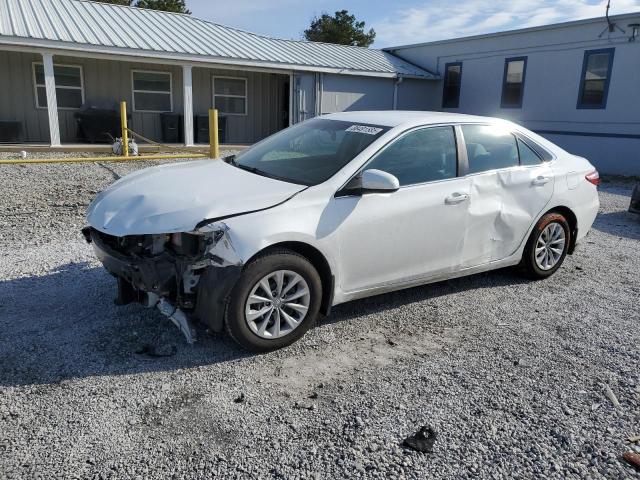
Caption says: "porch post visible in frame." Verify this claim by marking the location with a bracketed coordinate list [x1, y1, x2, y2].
[42, 53, 61, 147]
[289, 73, 294, 126]
[182, 65, 194, 147]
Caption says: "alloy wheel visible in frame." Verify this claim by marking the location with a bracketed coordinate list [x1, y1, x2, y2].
[535, 222, 566, 271]
[244, 270, 311, 339]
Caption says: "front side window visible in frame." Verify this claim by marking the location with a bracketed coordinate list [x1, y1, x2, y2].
[501, 57, 527, 108]
[213, 77, 247, 115]
[232, 119, 389, 185]
[462, 125, 519, 174]
[442, 62, 462, 108]
[364, 127, 458, 186]
[33, 63, 84, 109]
[577, 48, 614, 109]
[132, 71, 172, 112]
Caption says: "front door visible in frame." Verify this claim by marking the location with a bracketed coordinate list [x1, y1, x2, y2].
[334, 126, 471, 294]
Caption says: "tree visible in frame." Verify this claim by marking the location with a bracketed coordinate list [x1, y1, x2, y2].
[304, 10, 375, 47]
[93, 0, 191, 14]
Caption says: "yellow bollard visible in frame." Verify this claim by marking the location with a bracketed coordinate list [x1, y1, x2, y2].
[120, 101, 129, 157]
[209, 108, 219, 159]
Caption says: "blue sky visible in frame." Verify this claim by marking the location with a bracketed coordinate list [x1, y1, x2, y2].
[188, 0, 640, 47]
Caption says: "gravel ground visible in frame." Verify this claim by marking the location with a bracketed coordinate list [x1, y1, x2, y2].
[1, 153, 639, 479]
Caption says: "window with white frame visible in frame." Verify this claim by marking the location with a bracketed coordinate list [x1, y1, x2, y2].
[132, 70, 173, 112]
[33, 63, 84, 109]
[213, 76, 247, 115]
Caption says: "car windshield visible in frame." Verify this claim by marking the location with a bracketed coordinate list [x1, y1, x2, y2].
[230, 118, 390, 186]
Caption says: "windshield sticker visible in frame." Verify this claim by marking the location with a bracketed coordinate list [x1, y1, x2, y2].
[346, 125, 383, 135]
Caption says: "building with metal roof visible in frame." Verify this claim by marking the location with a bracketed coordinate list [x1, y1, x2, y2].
[382, 11, 640, 175]
[0, 0, 437, 147]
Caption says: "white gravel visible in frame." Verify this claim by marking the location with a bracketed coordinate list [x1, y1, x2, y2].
[1, 153, 639, 479]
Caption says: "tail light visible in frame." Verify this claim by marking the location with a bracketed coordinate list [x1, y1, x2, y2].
[585, 170, 600, 186]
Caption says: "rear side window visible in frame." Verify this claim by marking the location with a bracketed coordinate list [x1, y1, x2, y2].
[517, 138, 542, 166]
[364, 126, 457, 186]
[461, 125, 518, 174]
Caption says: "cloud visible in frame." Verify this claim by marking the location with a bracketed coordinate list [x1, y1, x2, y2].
[373, 0, 640, 47]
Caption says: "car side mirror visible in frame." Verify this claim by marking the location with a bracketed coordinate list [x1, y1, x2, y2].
[336, 169, 400, 197]
[361, 169, 400, 193]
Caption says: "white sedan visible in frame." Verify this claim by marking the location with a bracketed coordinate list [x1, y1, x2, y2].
[84, 111, 600, 351]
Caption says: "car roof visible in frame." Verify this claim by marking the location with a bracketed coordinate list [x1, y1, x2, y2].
[322, 110, 503, 128]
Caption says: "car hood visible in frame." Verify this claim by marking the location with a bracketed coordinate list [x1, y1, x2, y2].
[86, 159, 305, 236]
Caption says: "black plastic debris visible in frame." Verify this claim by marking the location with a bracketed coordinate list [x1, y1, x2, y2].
[234, 393, 246, 404]
[135, 344, 177, 357]
[403, 426, 437, 453]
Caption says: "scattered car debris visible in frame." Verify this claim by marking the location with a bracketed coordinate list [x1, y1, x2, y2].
[293, 402, 316, 411]
[628, 435, 640, 444]
[234, 393, 246, 404]
[403, 426, 437, 453]
[602, 383, 621, 408]
[135, 344, 177, 357]
[622, 451, 640, 470]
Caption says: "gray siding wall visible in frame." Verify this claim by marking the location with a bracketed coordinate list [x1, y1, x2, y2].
[0, 51, 49, 142]
[388, 14, 640, 174]
[193, 67, 287, 144]
[396, 78, 440, 110]
[0, 51, 287, 144]
[321, 74, 395, 113]
[319, 74, 438, 114]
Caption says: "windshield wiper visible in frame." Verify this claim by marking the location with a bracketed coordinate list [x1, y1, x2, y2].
[231, 162, 308, 185]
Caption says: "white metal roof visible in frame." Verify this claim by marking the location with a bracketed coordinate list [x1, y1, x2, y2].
[0, 0, 436, 79]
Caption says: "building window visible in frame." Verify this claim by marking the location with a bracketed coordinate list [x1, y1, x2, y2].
[577, 48, 614, 109]
[442, 62, 462, 108]
[501, 57, 527, 108]
[213, 76, 247, 115]
[132, 70, 173, 112]
[33, 63, 84, 109]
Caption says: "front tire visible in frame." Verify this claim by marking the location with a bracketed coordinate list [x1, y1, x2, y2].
[225, 249, 322, 352]
[520, 212, 571, 279]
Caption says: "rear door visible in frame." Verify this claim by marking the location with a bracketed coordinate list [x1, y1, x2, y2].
[458, 124, 554, 267]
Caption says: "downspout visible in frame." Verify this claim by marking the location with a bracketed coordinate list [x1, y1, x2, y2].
[392, 75, 404, 110]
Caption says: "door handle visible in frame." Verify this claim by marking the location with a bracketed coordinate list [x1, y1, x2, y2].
[445, 192, 469, 205]
[532, 176, 551, 186]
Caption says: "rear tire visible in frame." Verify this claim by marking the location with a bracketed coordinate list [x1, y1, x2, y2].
[520, 212, 571, 279]
[225, 249, 322, 352]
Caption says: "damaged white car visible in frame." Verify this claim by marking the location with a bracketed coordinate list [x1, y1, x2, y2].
[83, 111, 600, 351]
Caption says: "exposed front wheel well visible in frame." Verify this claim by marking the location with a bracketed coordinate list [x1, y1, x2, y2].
[249, 241, 334, 316]
[544, 206, 578, 254]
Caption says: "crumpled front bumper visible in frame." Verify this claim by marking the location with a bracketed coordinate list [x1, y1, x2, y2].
[87, 227, 176, 297]
[82, 226, 243, 336]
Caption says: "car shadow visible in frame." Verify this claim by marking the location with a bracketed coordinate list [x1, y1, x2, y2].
[325, 267, 533, 325]
[0, 262, 252, 388]
[0, 260, 533, 388]
[591, 210, 640, 240]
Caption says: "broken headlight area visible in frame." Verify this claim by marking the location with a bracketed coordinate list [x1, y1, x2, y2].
[81, 222, 244, 343]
